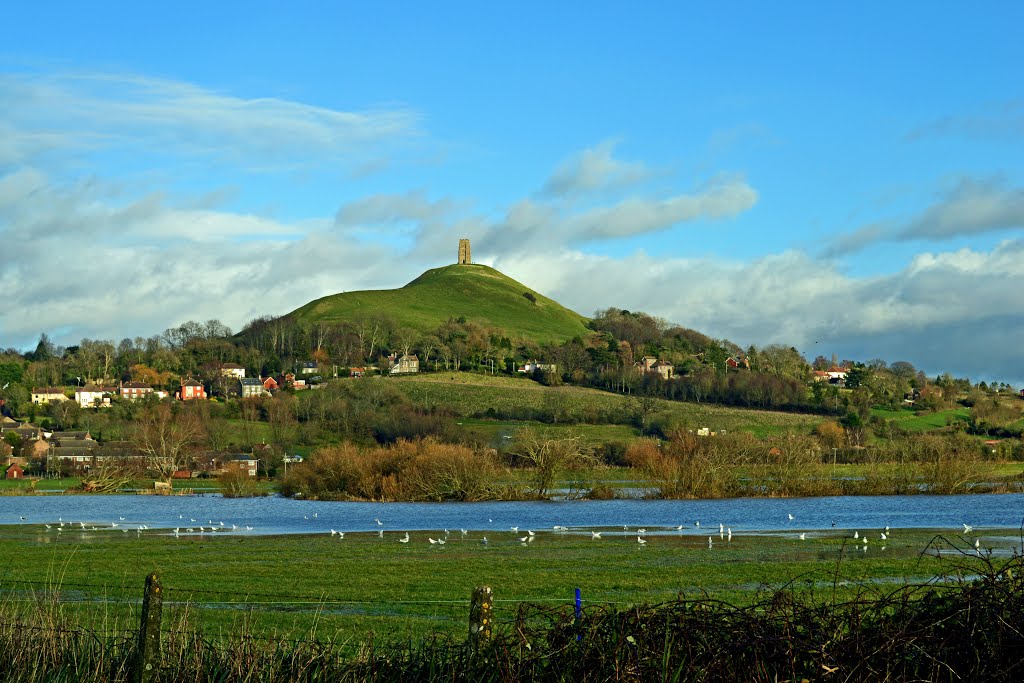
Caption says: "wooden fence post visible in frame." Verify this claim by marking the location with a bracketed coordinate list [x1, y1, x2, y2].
[469, 585, 493, 646]
[133, 572, 163, 683]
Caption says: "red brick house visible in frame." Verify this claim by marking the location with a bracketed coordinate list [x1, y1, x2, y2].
[5, 463, 23, 479]
[178, 378, 207, 401]
[119, 381, 154, 400]
[262, 376, 279, 391]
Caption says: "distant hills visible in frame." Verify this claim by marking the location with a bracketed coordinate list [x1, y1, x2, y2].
[286, 264, 592, 343]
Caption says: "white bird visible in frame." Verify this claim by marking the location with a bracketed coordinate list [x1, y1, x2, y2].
[884, 526, 890, 533]
[437, 538, 446, 545]
[111, 523, 119, 528]
[119, 517, 125, 521]
[510, 526, 518, 533]
[637, 528, 646, 535]
[186, 528, 194, 533]
[788, 513, 794, 521]
[45, 524, 52, 530]
[727, 528, 732, 541]
[375, 518, 383, 526]
[461, 529, 468, 535]
[527, 530, 535, 537]
[337, 532, 344, 539]
[862, 537, 868, 545]
[377, 529, 384, 538]
[637, 536, 647, 545]
[429, 537, 438, 544]
[974, 538, 980, 550]
[963, 524, 973, 534]
[880, 532, 887, 540]
[481, 536, 488, 545]
[799, 533, 806, 541]
[219, 521, 225, 527]
[245, 526, 253, 531]
[399, 533, 410, 543]
[518, 536, 528, 543]
[591, 531, 602, 539]
[444, 529, 450, 536]
[312, 513, 318, 518]
[720, 523, 725, 534]
[853, 531, 859, 539]
[694, 521, 700, 527]
[707, 536, 713, 548]
[675, 525, 683, 531]
[330, 529, 338, 536]
[190, 518, 196, 523]
[231, 524, 237, 530]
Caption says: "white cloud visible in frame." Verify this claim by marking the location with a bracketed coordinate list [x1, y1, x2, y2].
[540, 140, 652, 197]
[0, 71, 422, 171]
[824, 176, 1024, 256]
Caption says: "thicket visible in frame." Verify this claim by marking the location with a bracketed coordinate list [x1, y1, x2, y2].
[279, 439, 509, 502]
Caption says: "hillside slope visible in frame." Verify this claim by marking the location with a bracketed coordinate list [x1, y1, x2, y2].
[288, 264, 591, 343]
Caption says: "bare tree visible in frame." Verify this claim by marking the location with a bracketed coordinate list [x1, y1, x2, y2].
[132, 403, 206, 483]
[511, 428, 594, 499]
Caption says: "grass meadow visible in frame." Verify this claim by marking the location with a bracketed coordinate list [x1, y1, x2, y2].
[0, 523, 1016, 644]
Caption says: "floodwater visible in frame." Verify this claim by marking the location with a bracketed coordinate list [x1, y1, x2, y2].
[1, 492, 1021, 537]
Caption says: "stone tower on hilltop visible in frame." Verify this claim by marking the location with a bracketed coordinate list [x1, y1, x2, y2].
[457, 238, 472, 265]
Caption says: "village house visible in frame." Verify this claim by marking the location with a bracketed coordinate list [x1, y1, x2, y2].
[226, 454, 259, 477]
[262, 376, 279, 392]
[826, 366, 849, 383]
[31, 387, 68, 405]
[75, 385, 116, 408]
[5, 463, 24, 480]
[119, 381, 154, 400]
[297, 360, 319, 375]
[350, 367, 366, 378]
[389, 354, 420, 374]
[726, 356, 750, 370]
[238, 377, 266, 398]
[219, 363, 246, 379]
[178, 378, 207, 401]
[635, 356, 674, 380]
[517, 361, 557, 374]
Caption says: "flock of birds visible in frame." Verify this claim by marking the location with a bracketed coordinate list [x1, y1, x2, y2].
[14, 512, 989, 554]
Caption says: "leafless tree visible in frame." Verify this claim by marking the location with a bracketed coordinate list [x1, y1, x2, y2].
[132, 403, 206, 483]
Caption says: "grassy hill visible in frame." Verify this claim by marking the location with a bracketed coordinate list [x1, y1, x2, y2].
[288, 264, 591, 343]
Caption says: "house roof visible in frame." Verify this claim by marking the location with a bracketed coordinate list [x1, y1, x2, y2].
[77, 385, 116, 393]
[239, 377, 263, 386]
[181, 378, 203, 387]
[121, 381, 152, 389]
[221, 363, 245, 369]
[32, 387, 66, 395]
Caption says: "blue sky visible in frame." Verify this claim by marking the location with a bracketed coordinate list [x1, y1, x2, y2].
[2, 3, 1023, 384]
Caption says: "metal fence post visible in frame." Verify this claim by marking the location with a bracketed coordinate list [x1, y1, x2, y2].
[133, 572, 163, 683]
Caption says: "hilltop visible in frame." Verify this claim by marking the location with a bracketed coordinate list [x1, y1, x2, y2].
[286, 264, 592, 343]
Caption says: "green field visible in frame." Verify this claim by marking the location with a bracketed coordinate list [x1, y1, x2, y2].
[0, 524, 1007, 643]
[288, 264, 591, 344]
[394, 372, 823, 436]
[871, 406, 971, 431]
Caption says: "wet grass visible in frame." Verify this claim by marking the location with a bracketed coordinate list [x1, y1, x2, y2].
[0, 523, 1017, 644]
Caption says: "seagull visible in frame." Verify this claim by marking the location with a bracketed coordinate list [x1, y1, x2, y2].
[591, 531, 602, 539]
[312, 513, 318, 518]
[884, 526, 890, 533]
[637, 536, 647, 545]
[788, 513, 794, 521]
[510, 526, 519, 533]
[45, 524, 52, 530]
[727, 528, 732, 541]
[437, 538, 446, 545]
[853, 531, 859, 539]
[245, 526, 253, 531]
[337, 532, 344, 539]
[429, 538, 438, 544]
[527, 530, 535, 537]
[799, 533, 806, 541]
[460, 529, 468, 536]
[880, 532, 887, 540]
[694, 521, 700, 527]
[119, 517, 126, 521]
[708, 536, 713, 548]
[399, 533, 410, 543]
[330, 529, 338, 536]
[481, 536, 488, 545]
[518, 536, 529, 543]
[20, 516, 27, 521]
[111, 523, 119, 529]
[375, 518, 383, 526]
[637, 528, 646, 535]
[675, 525, 683, 531]
[974, 538, 980, 550]
[963, 524, 973, 534]
[377, 529, 384, 538]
